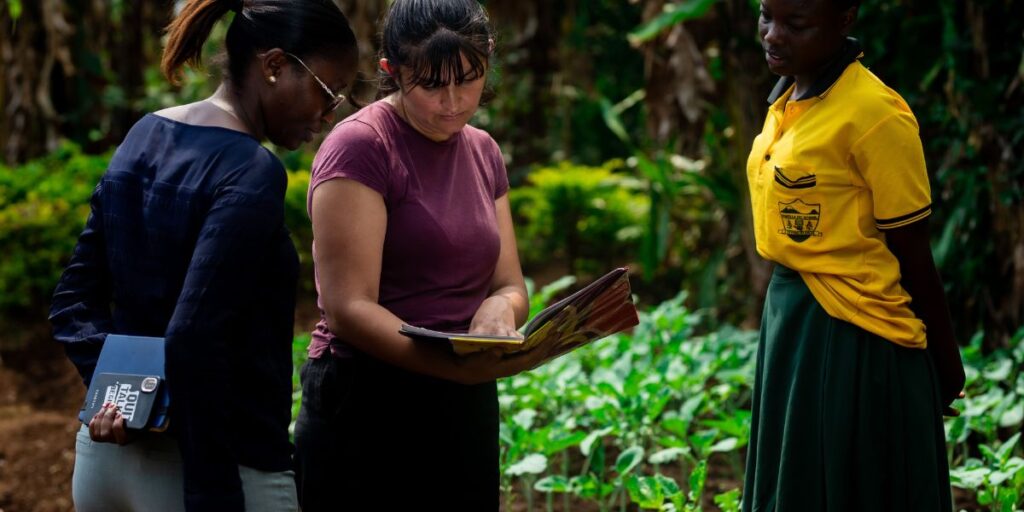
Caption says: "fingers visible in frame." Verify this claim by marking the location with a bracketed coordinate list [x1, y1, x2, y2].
[89, 403, 129, 443]
[112, 413, 130, 445]
[89, 403, 116, 442]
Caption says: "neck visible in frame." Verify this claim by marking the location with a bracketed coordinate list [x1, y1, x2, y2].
[792, 41, 849, 100]
[212, 83, 264, 140]
[385, 93, 452, 142]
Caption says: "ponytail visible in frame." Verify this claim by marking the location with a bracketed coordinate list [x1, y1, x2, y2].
[161, 0, 238, 84]
[161, 0, 357, 87]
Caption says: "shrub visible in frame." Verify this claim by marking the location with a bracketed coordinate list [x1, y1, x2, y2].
[0, 144, 317, 325]
[0, 143, 109, 317]
[511, 160, 648, 277]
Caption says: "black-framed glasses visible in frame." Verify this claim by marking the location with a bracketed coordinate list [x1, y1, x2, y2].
[285, 52, 346, 113]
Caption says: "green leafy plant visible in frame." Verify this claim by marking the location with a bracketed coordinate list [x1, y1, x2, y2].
[510, 160, 647, 277]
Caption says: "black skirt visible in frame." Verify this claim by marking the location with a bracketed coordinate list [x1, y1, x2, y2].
[742, 265, 954, 511]
[294, 352, 499, 511]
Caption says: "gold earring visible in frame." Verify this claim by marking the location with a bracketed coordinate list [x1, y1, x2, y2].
[268, 76, 277, 84]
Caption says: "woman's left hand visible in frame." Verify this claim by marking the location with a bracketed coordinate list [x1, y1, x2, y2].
[468, 295, 522, 338]
[88, 403, 132, 445]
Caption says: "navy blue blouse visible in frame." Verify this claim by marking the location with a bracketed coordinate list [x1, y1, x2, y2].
[50, 114, 299, 511]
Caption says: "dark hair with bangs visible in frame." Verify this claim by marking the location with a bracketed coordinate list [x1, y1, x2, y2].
[162, 0, 357, 88]
[377, 0, 494, 99]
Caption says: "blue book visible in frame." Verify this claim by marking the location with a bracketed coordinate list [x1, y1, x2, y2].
[78, 334, 171, 431]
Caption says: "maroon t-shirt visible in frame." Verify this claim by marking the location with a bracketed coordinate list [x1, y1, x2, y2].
[307, 101, 509, 358]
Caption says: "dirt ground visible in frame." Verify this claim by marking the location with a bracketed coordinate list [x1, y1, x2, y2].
[0, 330, 83, 512]
[0, 299, 324, 512]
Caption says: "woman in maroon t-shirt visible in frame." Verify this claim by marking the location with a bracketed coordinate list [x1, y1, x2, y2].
[294, 0, 552, 509]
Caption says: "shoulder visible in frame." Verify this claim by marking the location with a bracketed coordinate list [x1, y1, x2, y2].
[317, 103, 397, 162]
[311, 105, 396, 198]
[838, 62, 918, 130]
[113, 113, 273, 179]
[320, 116, 387, 154]
[461, 125, 508, 195]
[314, 115, 389, 177]
[461, 124, 503, 165]
[461, 124, 498, 149]
[211, 146, 287, 204]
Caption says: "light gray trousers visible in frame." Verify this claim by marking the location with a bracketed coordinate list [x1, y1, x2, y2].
[72, 425, 297, 512]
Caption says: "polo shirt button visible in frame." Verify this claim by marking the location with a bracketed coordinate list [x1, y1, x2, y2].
[765, 154, 771, 161]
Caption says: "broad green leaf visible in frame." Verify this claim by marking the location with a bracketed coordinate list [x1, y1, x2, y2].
[599, 481, 617, 498]
[628, 0, 718, 44]
[644, 388, 675, 422]
[581, 427, 613, 457]
[688, 460, 707, 501]
[709, 437, 740, 453]
[949, 467, 988, 489]
[534, 475, 570, 493]
[680, 393, 704, 422]
[990, 469, 1013, 486]
[998, 488, 1020, 512]
[702, 410, 751, 437]
[626, 475, 665, 509]
[654, 473, 681, 496]
[507, 453, 548, 476]
[995, 432, 1021, 465]
[984, 359, 1013, 381]
[615, 446, 646, 476]
[571, 474, 600, 499]
[662, 417, 689, 438]
[714, 488, 742, 512]
[544, 430, 587, 455]
[8, 0, 22, 21]
[512, 408, 537, 431]
[589, 442, 607, 477]
[999, 403, 1023, 429]
[977, 488, 993, 506]
[964, 388, 1005, 417]
[689, 430, 717, 456]
[649, 447, 689, 465]
[944, 415, 968, 444]
[585, 395, 607, 411]
[980, 443, 998, 464]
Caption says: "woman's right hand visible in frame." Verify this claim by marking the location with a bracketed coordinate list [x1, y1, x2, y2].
[88, 403, 131, 445]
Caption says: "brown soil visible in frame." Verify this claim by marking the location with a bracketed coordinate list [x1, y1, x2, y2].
[0, 333, 83, 512]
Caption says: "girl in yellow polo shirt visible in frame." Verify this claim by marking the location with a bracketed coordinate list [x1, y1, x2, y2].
[742, 0, 966, 510]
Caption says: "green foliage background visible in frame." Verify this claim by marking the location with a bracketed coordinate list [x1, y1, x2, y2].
[1, 0, 1022, 509]
[2, 0, 1020, 344]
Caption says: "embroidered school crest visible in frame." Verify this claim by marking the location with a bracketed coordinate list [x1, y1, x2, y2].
[778, 199, 822, 242]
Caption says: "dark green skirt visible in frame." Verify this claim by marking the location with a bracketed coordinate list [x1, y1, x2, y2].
[742, 265, 953, 512]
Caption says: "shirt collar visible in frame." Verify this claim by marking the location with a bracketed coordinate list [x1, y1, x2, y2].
[767, 37, 864, 104]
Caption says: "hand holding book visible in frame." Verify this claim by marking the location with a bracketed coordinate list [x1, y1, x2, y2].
[400, 268, 639, 367]
[79, 335, 171, 436]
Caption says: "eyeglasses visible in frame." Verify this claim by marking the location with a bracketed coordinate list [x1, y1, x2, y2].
[285, 52, 346, 113]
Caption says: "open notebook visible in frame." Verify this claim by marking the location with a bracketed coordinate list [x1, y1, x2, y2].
[400, 267, 639, 363]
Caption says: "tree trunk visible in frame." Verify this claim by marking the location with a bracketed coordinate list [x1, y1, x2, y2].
[1, 0, 74, 165]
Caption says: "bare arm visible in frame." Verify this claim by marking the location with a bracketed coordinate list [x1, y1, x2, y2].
[311, 179, 546, 384]
[468, 194, 529, 337]
[886, 218, 966, 408]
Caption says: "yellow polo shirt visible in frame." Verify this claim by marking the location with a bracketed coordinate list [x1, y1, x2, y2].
[746, 58, 931, 348]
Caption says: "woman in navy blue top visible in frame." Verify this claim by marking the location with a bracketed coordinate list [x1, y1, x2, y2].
[48, 1, 358, 511]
